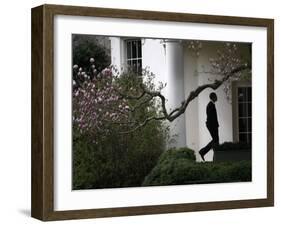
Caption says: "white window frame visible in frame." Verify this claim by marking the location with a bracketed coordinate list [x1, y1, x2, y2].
[232, 80, 252, 143]
[123, 38, 142, 73]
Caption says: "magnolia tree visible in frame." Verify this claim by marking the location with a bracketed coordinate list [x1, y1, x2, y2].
[73, 57, 164, 143]
[73, 59, 129, 142]
[73, 42, 251, 137]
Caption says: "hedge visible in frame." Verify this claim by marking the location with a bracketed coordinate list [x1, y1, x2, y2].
[157, 147, 196, 164]
[142, 147, 251, 186]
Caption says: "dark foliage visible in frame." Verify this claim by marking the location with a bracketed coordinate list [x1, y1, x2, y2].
[72, 71, 168, 189]
[158, 147, 196, 164]
[72, 118, 167, 189]
[72, 34, 111, 73]
[142, 147, 251, 186]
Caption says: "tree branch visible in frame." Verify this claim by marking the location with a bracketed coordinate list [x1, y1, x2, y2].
[166, 64, 250, 121]
[128, 96, 154, 112]
[119, 115, 166, 134]
[119, 63, 250, 134]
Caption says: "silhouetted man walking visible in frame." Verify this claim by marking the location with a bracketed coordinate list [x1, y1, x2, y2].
[199, 92, 219, 161]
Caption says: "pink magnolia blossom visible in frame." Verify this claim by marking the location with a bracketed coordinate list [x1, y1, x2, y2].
[72, 62, 130, 142]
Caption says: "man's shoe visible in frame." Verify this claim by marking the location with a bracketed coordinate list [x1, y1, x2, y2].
[199, 150, 205, 162]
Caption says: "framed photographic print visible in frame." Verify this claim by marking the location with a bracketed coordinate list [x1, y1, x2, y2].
[31, 4, 274, 221]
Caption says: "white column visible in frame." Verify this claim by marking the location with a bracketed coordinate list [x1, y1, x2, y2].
[165, 41, 187, 148]
[109, 37, 122, 74]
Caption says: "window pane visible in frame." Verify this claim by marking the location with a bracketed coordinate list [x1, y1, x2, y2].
[125, 39, 142, 74]
[247, 119, 252, 131]
[128, 59, 136, 72]
[132, 59, 137, 67]
[239, 133, 247, 143]
[238, 88, 247, 102]
[247, 103, 252, 117]
[248, 133, 252, 144]
[132, 41, 137, 58]
[127, 59, 132, 67]
[237, 86, 252, 144]
[137, 40, 142, 58]
[137, 59, 142, 73]
[127, 41, 131, 59]
[238, 103, 247, 117]
[247, 87, 252, 101]
[239, 118, 247, 132]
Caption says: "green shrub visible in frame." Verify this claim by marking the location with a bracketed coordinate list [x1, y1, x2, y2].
[72, 34, 111, 72]
[72, 70, 169, 189]
[158, 147, 196, 164]
[73, 118, 167, 189]
[142, 147, 251, 186]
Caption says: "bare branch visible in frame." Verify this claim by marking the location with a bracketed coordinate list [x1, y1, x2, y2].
[166, 64, 250, 121]
[119, 115, 166, 134]
[117, 90, 146, 100]
[120, 63, 250, 134]
[128, 96, 154, 112]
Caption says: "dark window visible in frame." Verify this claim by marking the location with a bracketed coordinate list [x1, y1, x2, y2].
[125, 39, 142, 74]
[237, 87, 252, 144]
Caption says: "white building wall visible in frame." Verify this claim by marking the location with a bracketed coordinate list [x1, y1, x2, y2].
[109, 37, 122, 73]
[183, 47, 200, 156]
[164, 41, 187, 148]
[184, 42, 233, 161]
[143, 39, 187, 148]
[142, 39, 166, 91]
[109, 38, 251, 161]
[111, 38, 187, 148]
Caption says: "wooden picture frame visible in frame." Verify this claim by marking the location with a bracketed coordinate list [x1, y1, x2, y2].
[31, 4, 274, 221]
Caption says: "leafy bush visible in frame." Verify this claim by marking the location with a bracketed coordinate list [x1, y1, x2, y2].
[216, 142, 251, 152]
[72, 69, 169, 189]
[158, 147, 196, 164]
[142, 148, 251, 186]
[73, 117, 167, 189]
[72, 34, 111, 72]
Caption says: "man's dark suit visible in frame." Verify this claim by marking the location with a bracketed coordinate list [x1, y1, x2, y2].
[200, 101, 219, 156]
